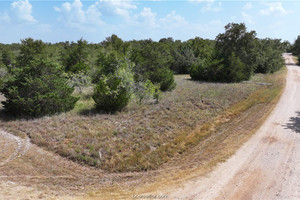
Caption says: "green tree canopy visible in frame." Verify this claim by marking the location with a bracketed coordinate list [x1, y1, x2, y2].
[1, 38, 78, 117]
[215, 23, 258, 80]
[61, 38, 89, 74]
[130, 39, 176, 91]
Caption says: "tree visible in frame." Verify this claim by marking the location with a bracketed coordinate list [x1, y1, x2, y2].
[292, 36, 300, 63]
[93, 67, 134, 113]
[61, 38, 89, 74]
[1, 48, 15, 72]
[92, 47, 135, 112]
[282, 40, 291, 53]
[255, 39, 284, 73]
[148, 68, 176, 91]
[216, 23, 258, 80]
[188, 37, 213, 60]
[171, 42, 198, 74]
[1, 38, 78, 117]
[101, 34, 130, 56]
[130, 40, 176, 91]
[94, 51, 119, 79]
[190, 58, 224, 82]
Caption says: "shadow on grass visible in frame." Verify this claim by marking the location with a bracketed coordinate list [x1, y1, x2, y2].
[283, 111, 300, 133]
[0, 108, 35, 122]
[77, 106, 119, 116]
[78, 107, 99, 116]
[0, 103, 114, 120]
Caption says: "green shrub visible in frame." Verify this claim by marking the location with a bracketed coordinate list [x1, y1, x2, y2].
[92, 52, 119, 83]
[190, 59, 224, 82]
[130, 40, 176, 91]
[148, 68, 176, 91]
[134, 80, 162, 104]
[190, 60, 207, 81]
[1, 38, 78, 117]
[68, 61, 89, 74]
[224, 52, 247, 82]
[61, 39, 89, 74]
[68, 72, 92, 95]
[93, 68, 133, 112]
[1, 60, 78, 117]
[190, 53, 247, 83]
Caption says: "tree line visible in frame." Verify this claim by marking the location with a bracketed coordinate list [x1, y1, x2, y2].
[0, 23, 288, 117]
[291, 35, 300, 63]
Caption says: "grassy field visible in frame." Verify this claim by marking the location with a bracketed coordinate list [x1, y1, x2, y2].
[0, 70, 285, 173]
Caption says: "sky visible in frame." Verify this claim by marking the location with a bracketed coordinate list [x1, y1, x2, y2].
[0, 0, 299, 44]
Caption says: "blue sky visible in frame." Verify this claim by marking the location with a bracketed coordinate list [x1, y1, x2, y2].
[0, 0, 299, 44]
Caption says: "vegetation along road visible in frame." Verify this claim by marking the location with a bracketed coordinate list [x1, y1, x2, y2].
[164, 53, 300, 199]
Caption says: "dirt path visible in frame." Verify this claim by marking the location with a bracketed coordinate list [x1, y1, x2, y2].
[0, 129, 120, 200]
[166, 54, 300, 199]
[0, 130, 30, 167]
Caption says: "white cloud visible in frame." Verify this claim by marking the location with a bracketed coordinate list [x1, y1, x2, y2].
[188, 0, 214, 4]
[133, 9, 187, 32]
[159, 11, 187, 28]
[55, 0, 138, 29]
[139, 7, 157, 28]
[104, 0, 136, 16]
[201, 2, 222, 12]
[11, 0, 37, 23]
[209, 20, 222, 26]
[260, 2, 290, 16]
[0, 12, 10, 24]
[97, 0, 137, 21]
[242, 11, 255, 24]
[243, 3, 253, 10]
[62, 0, 85, 23]
[55, 0, 104, 29]
[86, 4, 102, 24]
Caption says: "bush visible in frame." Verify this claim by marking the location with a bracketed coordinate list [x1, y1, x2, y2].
[68, 72, 92, 95]
[1, 38, 78, 117]
[134, 80, 162, 104]
[92, 52, 119, 83]
[93, 68, 133, 112]
[148, 68, 176, 91]
[190, 60, 208, 81]
[224, 52, 247, 82]
[1, 60, 78, 117]
[190, 53, 246, 83]
[61, 39, 89, 74]
[130, 40, 176, 91]
[215, 23, 257, 82]
[255, 39, 284, 74]
[190, 59, 224, 82]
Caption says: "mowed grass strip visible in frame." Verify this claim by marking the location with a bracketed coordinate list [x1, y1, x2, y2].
[0, 70, 284, 172]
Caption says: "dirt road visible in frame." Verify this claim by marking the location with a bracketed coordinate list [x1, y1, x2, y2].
[167, 54, 300, 199]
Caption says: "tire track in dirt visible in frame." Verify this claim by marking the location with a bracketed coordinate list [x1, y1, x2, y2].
[0, 130, 30, 167]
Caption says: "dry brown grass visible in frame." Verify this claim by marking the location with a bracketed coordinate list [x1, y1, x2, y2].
[0, 72, 282, 173]
[84, 67, 287, 200]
